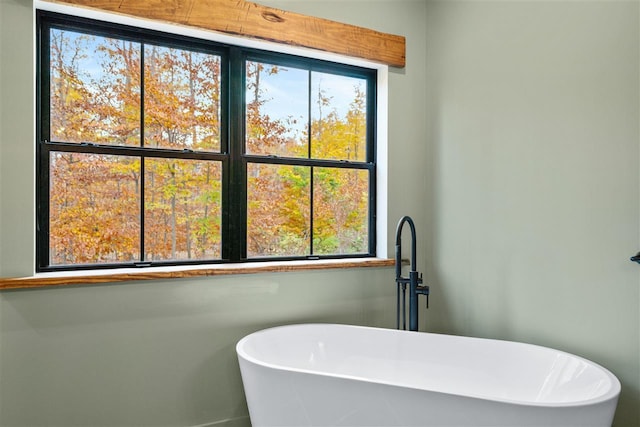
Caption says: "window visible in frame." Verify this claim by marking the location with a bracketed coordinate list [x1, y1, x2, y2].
[36, 11, 376, 271]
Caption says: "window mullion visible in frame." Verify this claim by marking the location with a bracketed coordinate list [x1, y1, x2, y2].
[139, 42, 146, 262]
[367, 74, 377, 254]
[37, 143, 52, 271]
[308, 70, 314, 256]
[225, 47, 246, 261]
[37, 18, 52, 270]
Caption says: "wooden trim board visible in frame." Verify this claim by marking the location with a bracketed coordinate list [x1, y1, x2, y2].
[0, 258, 395, 290]
[43, 0, 406, 67]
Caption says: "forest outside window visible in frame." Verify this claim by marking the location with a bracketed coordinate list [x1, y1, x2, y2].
[37, 11, 377, 272]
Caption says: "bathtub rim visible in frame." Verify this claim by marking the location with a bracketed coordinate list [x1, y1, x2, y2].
[236, 323, 621, 409]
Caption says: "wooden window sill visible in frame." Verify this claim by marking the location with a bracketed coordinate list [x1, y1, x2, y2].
[0, 258, 395, 290]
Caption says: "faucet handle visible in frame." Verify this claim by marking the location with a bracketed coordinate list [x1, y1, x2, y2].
[416, 284, 430, 309]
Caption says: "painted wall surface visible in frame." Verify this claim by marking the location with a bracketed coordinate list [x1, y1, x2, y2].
[0, 0, 34, 278]
[0, 1, 428, 426]
[425, 1, 640, 426]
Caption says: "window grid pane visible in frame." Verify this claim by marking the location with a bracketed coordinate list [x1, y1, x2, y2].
[144, 158, 222, 261]
[245, 61, 309, 158]
[49, 152, 141, 265]
[247, 163, 310, 258]
[313, 168, 369, 255]
[310, 72, 368, 162]
[50, 29, 142, 146]
[144, 45, 222, 152]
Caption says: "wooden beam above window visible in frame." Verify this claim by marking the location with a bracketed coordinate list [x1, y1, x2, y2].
[43, 0, 406, 67]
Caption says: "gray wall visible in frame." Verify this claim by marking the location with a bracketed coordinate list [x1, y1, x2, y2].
[0, 0, 35, 277]
[425, 1, 640, 426]
[1, 0, 639, 426]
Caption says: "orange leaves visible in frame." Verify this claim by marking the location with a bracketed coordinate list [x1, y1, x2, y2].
[143, 45, 221, 151]
[49, 154, 141, 264]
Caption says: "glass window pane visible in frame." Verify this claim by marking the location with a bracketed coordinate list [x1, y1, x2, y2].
[313, 168, 369, 255]
[49, 152, 141, 265]
[247, 163, 310, 257]
[50, 29, 141, 146]
[144, 159, 222, 261]
[144, 45, 222, 152]
[245, 61, 308, 157]
[310, 72, 367, 161]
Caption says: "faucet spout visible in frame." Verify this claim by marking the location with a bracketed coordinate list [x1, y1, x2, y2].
[395, 216, 429, 332]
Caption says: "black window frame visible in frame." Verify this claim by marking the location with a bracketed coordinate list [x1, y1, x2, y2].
[36, 10, 377, 272]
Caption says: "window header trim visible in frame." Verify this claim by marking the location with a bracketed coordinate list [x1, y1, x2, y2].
[38, 0, 406, 67]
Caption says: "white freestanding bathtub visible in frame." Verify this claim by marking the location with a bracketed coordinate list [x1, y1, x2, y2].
[236, 324, 620, 427]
